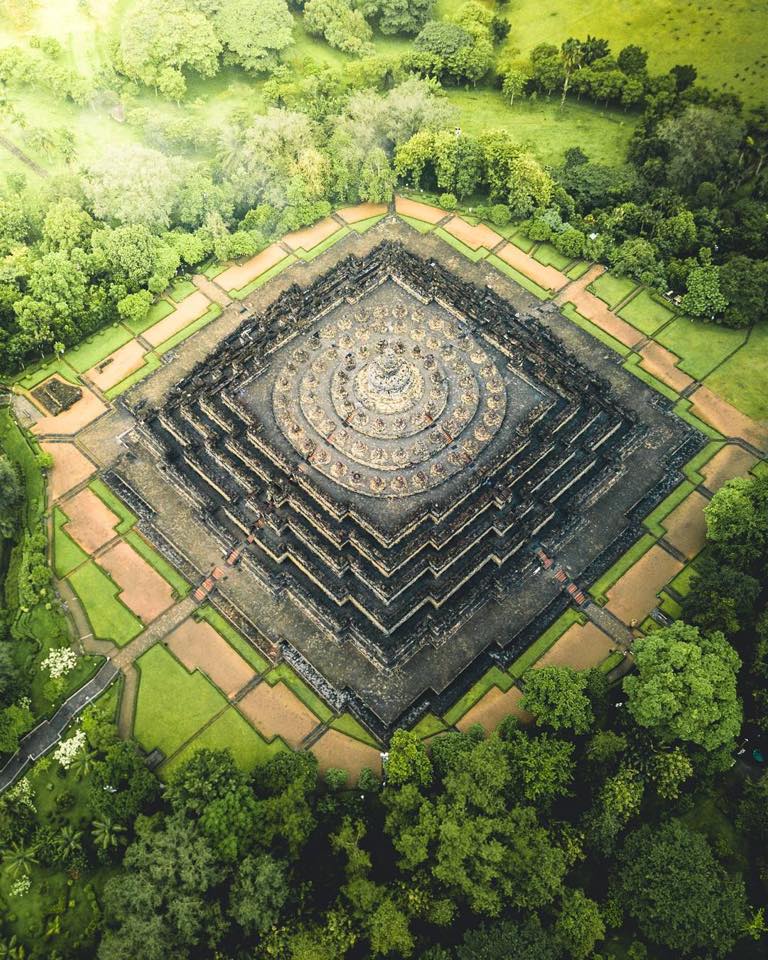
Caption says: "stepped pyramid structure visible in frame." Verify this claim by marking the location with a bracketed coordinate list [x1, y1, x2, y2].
[116, 227, 699, 736]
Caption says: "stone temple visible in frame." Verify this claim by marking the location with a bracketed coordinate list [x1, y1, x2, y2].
[108, 224, 700, 737]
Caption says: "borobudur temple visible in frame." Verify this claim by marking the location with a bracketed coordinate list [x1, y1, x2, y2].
[106, 223, 701, 737]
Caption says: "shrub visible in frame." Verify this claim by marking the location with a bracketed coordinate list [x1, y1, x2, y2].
[439, 192, 458, 210]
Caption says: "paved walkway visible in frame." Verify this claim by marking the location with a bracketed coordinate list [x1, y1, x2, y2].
[0, 661, 119, 792]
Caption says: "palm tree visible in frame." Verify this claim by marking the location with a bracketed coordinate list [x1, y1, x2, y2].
[0, 934, 26, 959]
[70, 747, 95, 781]
[2, 842, 38, 879]
[91, 817, 126, 853]
[54, 825, 82, 864]
[560, 38, 584, 108]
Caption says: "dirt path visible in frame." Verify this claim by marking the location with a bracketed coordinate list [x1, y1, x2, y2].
[0, 132, 49, 178]
[192, 274, 232, 308]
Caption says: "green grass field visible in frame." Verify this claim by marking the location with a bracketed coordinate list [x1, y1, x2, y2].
[617, 289, 675, 335]
[704, 322, 768, 420]
[162, 706, 287, 778]
[67, 560, 143, 646]
[588, 272, 639, 309]
[62, 324, 133, 373]
[445, 88, 637, 166]
[508, 609, 587, 679]
[52, 506, 88, 577]
[656, 315, 749, 381]
[133, 644, 227, 757]
[330, 713, 379, 748]
[435, 0, 768, 105]
[442, 665, 516, 726]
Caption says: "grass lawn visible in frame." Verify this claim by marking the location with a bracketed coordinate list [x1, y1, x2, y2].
[52, 506, 89, 577]
[194, 604, 269, 672]
[263, 663, 333, 723]
[411, 713, 449, 739]
[398, 213, 436, 234]
[666, 560, 702, 599]
[67, 560, 143, 647]
[124, 298, 175, 335]
[704, 322, 768, 421]
[533, 242, 571, 270]
[444, 88, 637, 166]
[63, 324, 133, 373]
[88, 478, 137, 534]
[167, 278, 198, 302]
[0, 409, 45, 526]
[133, 644, 227, 757]
[294, 226, 350, 262]
[162, 705, 287, 778]
[643, 480, 693, 537]
[683, 440, 723, 484]
[655, 316, 749, 380]
[442, 666, 516, 726]
[12, 356, 81, 390]
[123, 530, 191, 598]
[508, 609, 587, 679]
[617, 289, 676, 335]
[330, 713, 380, 748]
[588, 272, 639, 309]
[455, 0, 768, 105]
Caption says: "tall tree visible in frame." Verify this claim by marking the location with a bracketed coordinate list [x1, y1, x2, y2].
[623, 621, 742, 751]
[214, 0, 294, 73]
[615, 820, 749, 957]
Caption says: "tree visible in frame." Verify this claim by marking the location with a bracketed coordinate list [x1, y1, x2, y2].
[616, 820, 748, 957]
[228, 853, 290, 935]
[554, 888, 605, 959]
[92, 817, 126, 855]
[658, 105, 745, 193]
[501, 67, 527, 105]
[617, 44, 648, 75]
[90, 742, 159, 823]
[719, 255, 768, 328]
[455, 916, 559, 960]
[623, 622, 742, 751]
[2, 841, 38, 879]
[681, 260, 727, 320]
[704, 474, 768, 567]
[560, 38, 584, 107]
[507, 152, 554, 217]
[522, 666, 593, 734]
[682, 556, 760, 635]
[360, 0, 433, 35]
[118, 0, 221, 94]
[116, 290, 153, 329]
[304, 0, 374, 56]
[214, 0, 294, 73]
[84, 147, 182, 232]
[385, 729, 432, 787]
[0, 456, 20, 537]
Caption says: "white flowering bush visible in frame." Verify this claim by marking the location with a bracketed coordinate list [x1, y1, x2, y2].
[41, 646, 78, 680]
[7, 776, 35, 811]
[9, 875, 31, 897]
[53, 729, 86, 770]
